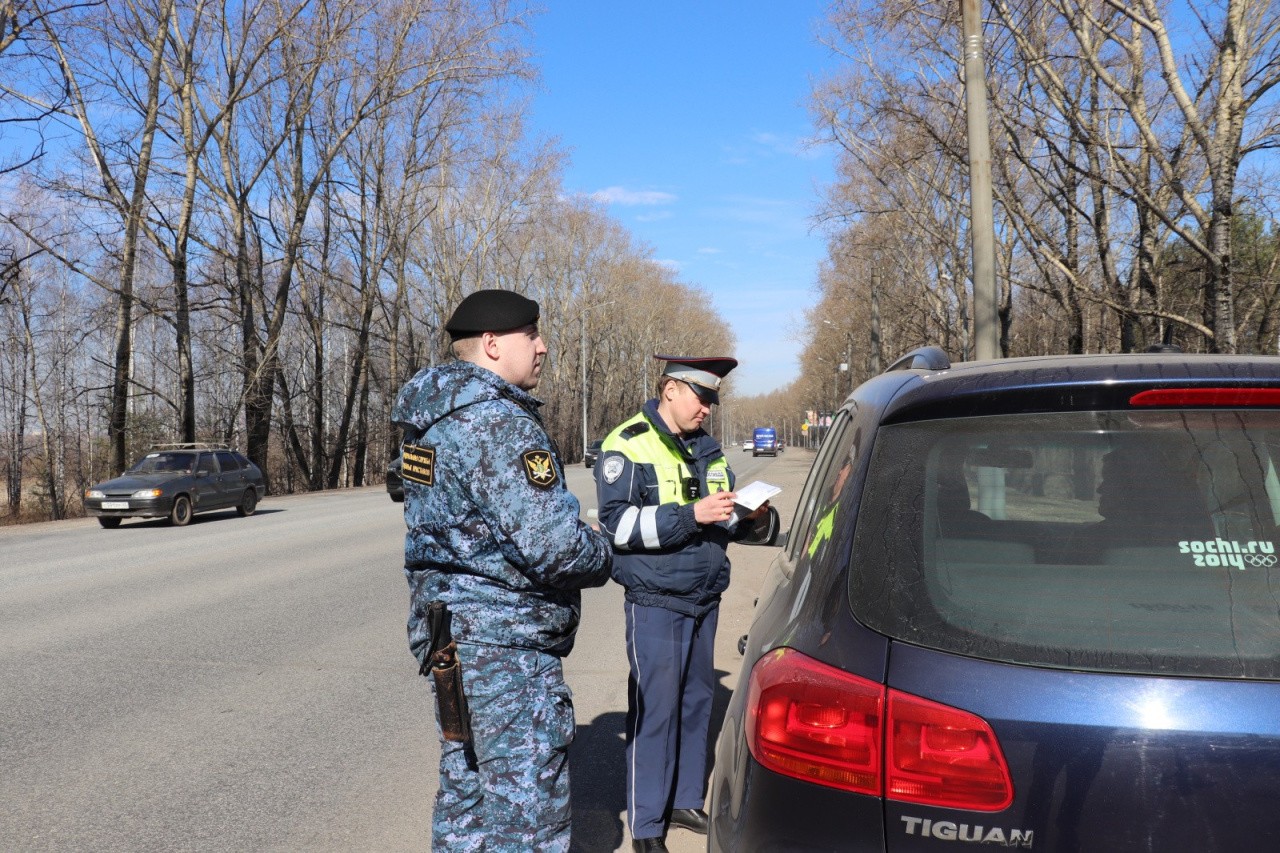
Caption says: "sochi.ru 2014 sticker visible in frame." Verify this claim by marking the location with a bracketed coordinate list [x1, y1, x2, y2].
[1179, 538, 1277, 569]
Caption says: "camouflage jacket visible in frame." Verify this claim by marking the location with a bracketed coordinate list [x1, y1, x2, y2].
[392, 360, 612, 665]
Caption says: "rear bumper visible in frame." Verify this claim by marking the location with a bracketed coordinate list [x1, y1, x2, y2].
[709, 751, 885, 851]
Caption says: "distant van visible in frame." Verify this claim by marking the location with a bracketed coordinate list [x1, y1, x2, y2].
[752, 427, 778, 457]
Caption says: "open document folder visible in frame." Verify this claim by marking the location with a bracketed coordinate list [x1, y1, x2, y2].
[733, 480, 781, 512]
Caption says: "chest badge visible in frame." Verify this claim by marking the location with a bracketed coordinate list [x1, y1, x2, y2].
[522, 450, 559, 489]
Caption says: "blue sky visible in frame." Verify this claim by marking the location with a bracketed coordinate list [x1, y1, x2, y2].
[524, 1, 841, 396]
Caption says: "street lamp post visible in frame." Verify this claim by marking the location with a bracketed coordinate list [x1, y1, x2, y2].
[814, 354, 840, 414]
[961, 0, 999, 360]
[822, 319, 854, 397]
[869, 267, 882, 374]
[641, 338, 669, 406]
[579, 301, 615, 458]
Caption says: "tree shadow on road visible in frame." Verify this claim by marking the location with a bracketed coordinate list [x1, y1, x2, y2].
[706, 667, 734, 774]
[569, 672, 737, 852]
[570, 711, 627, 852]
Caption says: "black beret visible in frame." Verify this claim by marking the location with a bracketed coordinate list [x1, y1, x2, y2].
[445, 289, 540, 339]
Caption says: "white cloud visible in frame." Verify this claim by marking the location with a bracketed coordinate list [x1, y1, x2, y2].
[751, 131, 785, 147]
[722, 130, 829, 166]
[705, 195, 804, 228]
[590, 186, 677, 206]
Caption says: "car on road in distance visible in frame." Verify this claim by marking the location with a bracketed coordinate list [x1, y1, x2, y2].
[742, 439, 753, 452]
[84, 444, 265, 528]
[708, 347, 1280, 852]
[752, 426, 778, 457]
[583, 439, 603, 468]
[386, 455, 404, 502]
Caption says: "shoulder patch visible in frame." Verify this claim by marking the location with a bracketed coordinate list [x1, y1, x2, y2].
[602, 455, 625, 484]
[401, 444, 435, 486]
[621, 422, 650, 439]
[521, 449, 560, 489]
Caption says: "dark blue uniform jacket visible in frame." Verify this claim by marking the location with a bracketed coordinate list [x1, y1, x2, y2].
[596, 400, 754, 618]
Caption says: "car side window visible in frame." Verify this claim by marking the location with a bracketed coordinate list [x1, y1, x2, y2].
[786, 408, 857, 565]
[790, 414, 862, 574]
[195, 453, 217, 475]
[216, 451, 240, 472]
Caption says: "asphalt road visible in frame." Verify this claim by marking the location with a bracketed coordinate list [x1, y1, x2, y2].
[0, 448, 815, 852]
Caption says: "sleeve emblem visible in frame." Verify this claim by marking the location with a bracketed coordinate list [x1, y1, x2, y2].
[602, 456, 625, 484]
[401, 444, 435, 486]
[522, 449, 560, 489]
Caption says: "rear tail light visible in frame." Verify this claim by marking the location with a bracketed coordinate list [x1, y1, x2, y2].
[745, 648, 1013, 811]
[887, 690, 1014, 810]
[746, 648, 883, 795]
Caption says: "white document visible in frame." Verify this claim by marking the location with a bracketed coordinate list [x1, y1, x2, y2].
[733, 480, 781, 512]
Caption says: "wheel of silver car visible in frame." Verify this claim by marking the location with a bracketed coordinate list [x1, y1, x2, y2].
[169, 495, 192, 526]
[237, 488, 258, 517]
[97, 516, 122, 529]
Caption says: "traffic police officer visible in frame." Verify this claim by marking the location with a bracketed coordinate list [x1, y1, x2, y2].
[393, 289, 612, 852]
[595, 354, 769, 852]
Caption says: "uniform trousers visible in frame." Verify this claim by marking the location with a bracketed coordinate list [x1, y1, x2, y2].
[432, 643, 575, 852]
[624, 600, 719, 840]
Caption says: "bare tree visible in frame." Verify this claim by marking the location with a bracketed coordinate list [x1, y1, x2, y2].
[1049, 0, 1280, 351]
[0, 0, 758, 521]
[808, 0, 1280, 371]
[0, 245, 29, 515]
[212, 0, 533, 485]
[35, 0, 174, 470]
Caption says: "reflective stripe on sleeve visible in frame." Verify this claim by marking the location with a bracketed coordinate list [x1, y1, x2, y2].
[639, 506, 660, 549]
[615, 506, 640, 550]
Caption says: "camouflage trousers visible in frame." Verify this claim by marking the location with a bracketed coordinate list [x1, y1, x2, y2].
[432, 643, 575, 852]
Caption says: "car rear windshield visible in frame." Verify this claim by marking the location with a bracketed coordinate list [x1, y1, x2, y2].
[849, 409, 1280, 679]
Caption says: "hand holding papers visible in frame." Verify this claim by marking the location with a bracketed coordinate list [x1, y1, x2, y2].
[733, 481, 781, 512]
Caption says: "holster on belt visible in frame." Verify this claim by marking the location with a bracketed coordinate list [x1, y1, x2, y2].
[422, 600, 472, 744]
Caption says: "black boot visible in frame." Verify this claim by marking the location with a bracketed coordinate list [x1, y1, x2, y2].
[668, 807, 710, 834]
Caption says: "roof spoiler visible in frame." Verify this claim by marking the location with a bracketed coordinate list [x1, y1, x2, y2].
[885, 346, 952, 373]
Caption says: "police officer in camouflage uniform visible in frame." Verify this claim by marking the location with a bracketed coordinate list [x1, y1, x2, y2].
[595, 355, 770, 852]
[393, 289, 613, 851]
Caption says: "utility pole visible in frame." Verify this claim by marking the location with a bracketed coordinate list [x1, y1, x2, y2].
[961, 0, 1000, 360]
[869, 267, 882, 374]
[580, 312, 589, 456]
[579, 301, 614, 457]
[840, 333, 852, 397]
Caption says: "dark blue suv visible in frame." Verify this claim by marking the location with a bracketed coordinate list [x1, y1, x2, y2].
[709, 348, 1280, 851]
